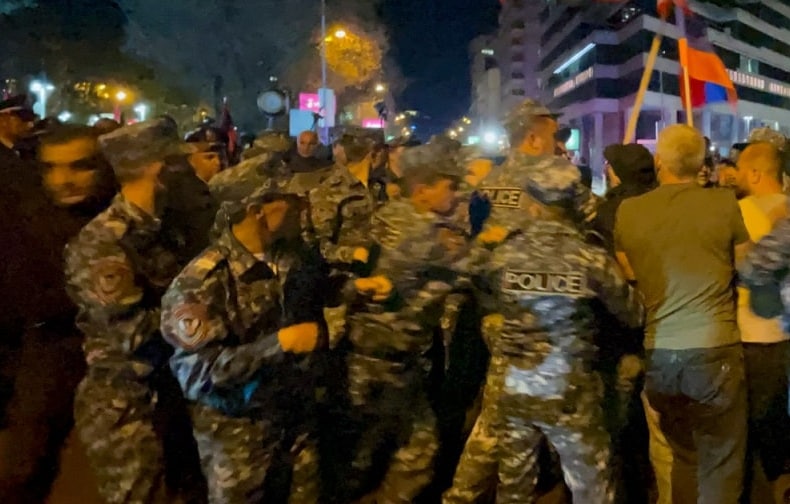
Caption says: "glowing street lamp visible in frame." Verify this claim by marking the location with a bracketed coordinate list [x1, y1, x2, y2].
[374, 83, 386, 93]
[29, 79, 55, 118]
[114, 90, 128, 121]
[335, 29, 347, 39]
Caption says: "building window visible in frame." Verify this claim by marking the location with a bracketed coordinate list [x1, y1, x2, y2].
[512, 72, 525, 79]
[481, 48, 494, 56]
[512, 89, 526, 96]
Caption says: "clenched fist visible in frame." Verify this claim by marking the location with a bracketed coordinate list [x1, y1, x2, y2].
[277, 322, 319, 353]
[354, 275, 393, 301]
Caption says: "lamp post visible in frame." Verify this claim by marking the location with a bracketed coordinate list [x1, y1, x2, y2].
[114, 90, 127, 122]
[320, 0, 328, 143]
[29, 80, 55, 118]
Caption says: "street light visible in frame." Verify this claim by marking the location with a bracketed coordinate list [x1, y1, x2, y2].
[29, 79, 55, 118]
[335, 29, 347, 39]
[114, 90, 128, 122]
[375, 83, 386, 93]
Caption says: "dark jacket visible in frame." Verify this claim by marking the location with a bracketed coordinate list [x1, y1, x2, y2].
[0, 153, 116, 338]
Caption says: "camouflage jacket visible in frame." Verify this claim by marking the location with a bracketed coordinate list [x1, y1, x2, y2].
[309, 165, 384, 267]
[479, 152, 598, 229]
[64, 194, 180, 375]
[465, 217, 643, 396]
[346, 200, 466, 361]
[739, 216, 790, 331]
[160, 225, 332, 414]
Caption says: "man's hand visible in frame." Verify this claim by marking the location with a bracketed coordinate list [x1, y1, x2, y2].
[477, 226, 508, 246]
[353, 247, 370, 264]
[354, 275, 393, 301]
[277, 322, 319, 353]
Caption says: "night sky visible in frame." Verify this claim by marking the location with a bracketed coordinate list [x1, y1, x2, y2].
[381, 0, 500, 135]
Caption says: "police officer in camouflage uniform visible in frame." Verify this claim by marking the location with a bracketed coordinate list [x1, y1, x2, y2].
[479, 99, 597, 227]
[160, 170, 329, 504]
[341, 144, 466, 503]
[64, 120, 193, 503]
[442, 100, 597, 504]
[445, 158, 643, 504]
[309, 131, 385, 269]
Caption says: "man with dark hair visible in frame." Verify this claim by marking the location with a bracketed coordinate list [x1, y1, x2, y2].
[64, 119, 193, 503]
[161, 171, 329, 503]
[0, 123, 116, 503]
[593, 143, 656, 252]
[340, 144, 465, 503]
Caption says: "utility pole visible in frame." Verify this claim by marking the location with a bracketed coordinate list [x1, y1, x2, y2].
[320, 0, 328, 143]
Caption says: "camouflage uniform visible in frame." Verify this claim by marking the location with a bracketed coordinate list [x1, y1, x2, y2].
[445, 157, 643, 504]
[341, 146, 466, 503]
[739, 216, 790, 332]
[308, 164, 382, 264]
[63, 121, 192, 504]
[161, 175, 324, 504]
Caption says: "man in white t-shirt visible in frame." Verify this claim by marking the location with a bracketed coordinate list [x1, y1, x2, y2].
[733, 142, 790, 502]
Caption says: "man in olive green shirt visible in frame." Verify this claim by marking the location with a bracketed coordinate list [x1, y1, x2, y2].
[615, 124, 750, 504]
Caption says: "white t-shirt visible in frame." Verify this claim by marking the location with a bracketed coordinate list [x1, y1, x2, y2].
[738, 193, 789, 344]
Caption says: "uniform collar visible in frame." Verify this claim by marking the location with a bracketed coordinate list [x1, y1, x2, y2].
[217, 225, 271, 280]
[112, 194, 161, 231]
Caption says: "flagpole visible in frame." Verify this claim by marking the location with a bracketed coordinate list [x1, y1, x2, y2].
[624, 33, 663, 144]
[675, 6, 694, 127]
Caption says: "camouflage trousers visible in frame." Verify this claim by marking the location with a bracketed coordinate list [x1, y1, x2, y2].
[73, 367, 167, 504]
[496, 370, 613, 504]
[345, 353, 439, 503]
[442, 356, 504, 504]
[444, 359, 611, 504]
[189, 402, 320, 504]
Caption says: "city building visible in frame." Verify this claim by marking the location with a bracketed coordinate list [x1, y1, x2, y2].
[496, 0, 541, 111]
[469, 34, 502, 131]
[537, 0, 790, 190]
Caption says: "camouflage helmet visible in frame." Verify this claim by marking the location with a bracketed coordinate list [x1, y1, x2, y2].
[748, 127, 788, 151]
[99, 118, 191, 181]
[748, 127, 790, 175]
[504, 98, 560, 145]
[400, 143, 464, 186]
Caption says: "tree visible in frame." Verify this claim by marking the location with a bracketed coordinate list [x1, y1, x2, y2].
[0, 0, 191, 119]
[122, 0, 400, 130]
[122, 0, 324, 130]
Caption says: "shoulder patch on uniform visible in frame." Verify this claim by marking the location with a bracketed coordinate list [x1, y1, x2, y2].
[89, 256, 141, 305]
[502, 270, 587, 297]
[170, 303, 212, 351]
[478, 187, 523, 208]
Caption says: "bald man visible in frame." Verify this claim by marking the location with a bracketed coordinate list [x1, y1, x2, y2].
[288, 130, 331, 173]
[732, 142, 790, 502]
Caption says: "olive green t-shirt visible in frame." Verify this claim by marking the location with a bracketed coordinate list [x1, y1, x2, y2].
[615, 183, 749, 350]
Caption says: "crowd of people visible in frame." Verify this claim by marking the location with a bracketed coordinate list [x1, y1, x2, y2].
[0, 91, 789, 504]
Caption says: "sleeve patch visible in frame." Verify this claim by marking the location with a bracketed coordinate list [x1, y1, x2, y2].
[90, 257, 140, 305]
[171, 303, 212, 351]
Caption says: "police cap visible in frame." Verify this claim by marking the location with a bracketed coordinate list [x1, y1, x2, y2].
[99, 118, 191, 175]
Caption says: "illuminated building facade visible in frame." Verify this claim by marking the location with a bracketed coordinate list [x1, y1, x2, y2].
[538, 0, 790, 189]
